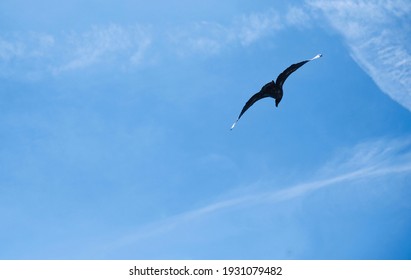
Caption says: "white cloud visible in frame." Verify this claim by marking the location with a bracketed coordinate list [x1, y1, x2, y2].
[168, 21, 232, 56]
[0, 33, 54, 61]
[0, 25, 152, 77]
[3, 2, 410, 89]
[285, 5, 313, 28]
[186, 22, 230, 54]
[0, 32, 56, 79]
[169, 9, 284, 56]
[0, 37, 24, 61]
[130, 36, 151, 65]
[0, 7, 319, 77]
[55, 24, 152, 73]
[236, 9, 283, 46]
[308, 0, 411, 112]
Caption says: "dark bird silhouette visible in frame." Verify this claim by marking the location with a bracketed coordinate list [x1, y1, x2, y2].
[231, 54, 322, 129]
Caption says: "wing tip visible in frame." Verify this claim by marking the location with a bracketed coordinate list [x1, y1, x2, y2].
[230, 121, 238, 130]
[311, 54, 322, 60]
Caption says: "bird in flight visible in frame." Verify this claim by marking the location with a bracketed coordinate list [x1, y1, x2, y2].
[231, 54, 322, 129]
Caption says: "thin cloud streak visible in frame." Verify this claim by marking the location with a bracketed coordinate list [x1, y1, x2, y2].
[109, 137, 411, 251]
[172, 163, 411, 225]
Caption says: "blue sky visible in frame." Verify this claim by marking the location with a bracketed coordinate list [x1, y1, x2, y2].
[1, 0, 411, 259]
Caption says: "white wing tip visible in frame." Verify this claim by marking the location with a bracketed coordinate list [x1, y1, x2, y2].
[311, 54, 322, 60]
[230, 121, 238, 130]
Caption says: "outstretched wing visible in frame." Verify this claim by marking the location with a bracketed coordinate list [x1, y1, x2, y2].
[275, 54, 322, 88]
[231, 82, 274, 129]
[275, 60, 309, 88]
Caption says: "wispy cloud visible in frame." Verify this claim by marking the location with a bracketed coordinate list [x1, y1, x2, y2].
[54, 24, 152, 73]
[236, 9, 283, 46]
[285, 5, 313, 28]
[168, 9, 286, 56]
[308, 0, 411, 112]
[0, 7, 319, 78]
[0, 32, 55, 79]
[3, 11, 281, 77]
[0, 32, 54, 61]
[110, 136, 411, 250]
[169, 21, 231, 56]
[3, 1, 410, 91]
[0, 24, 152, 78]
[0, 36, 24, 61]
[0, 9, 294, 78]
